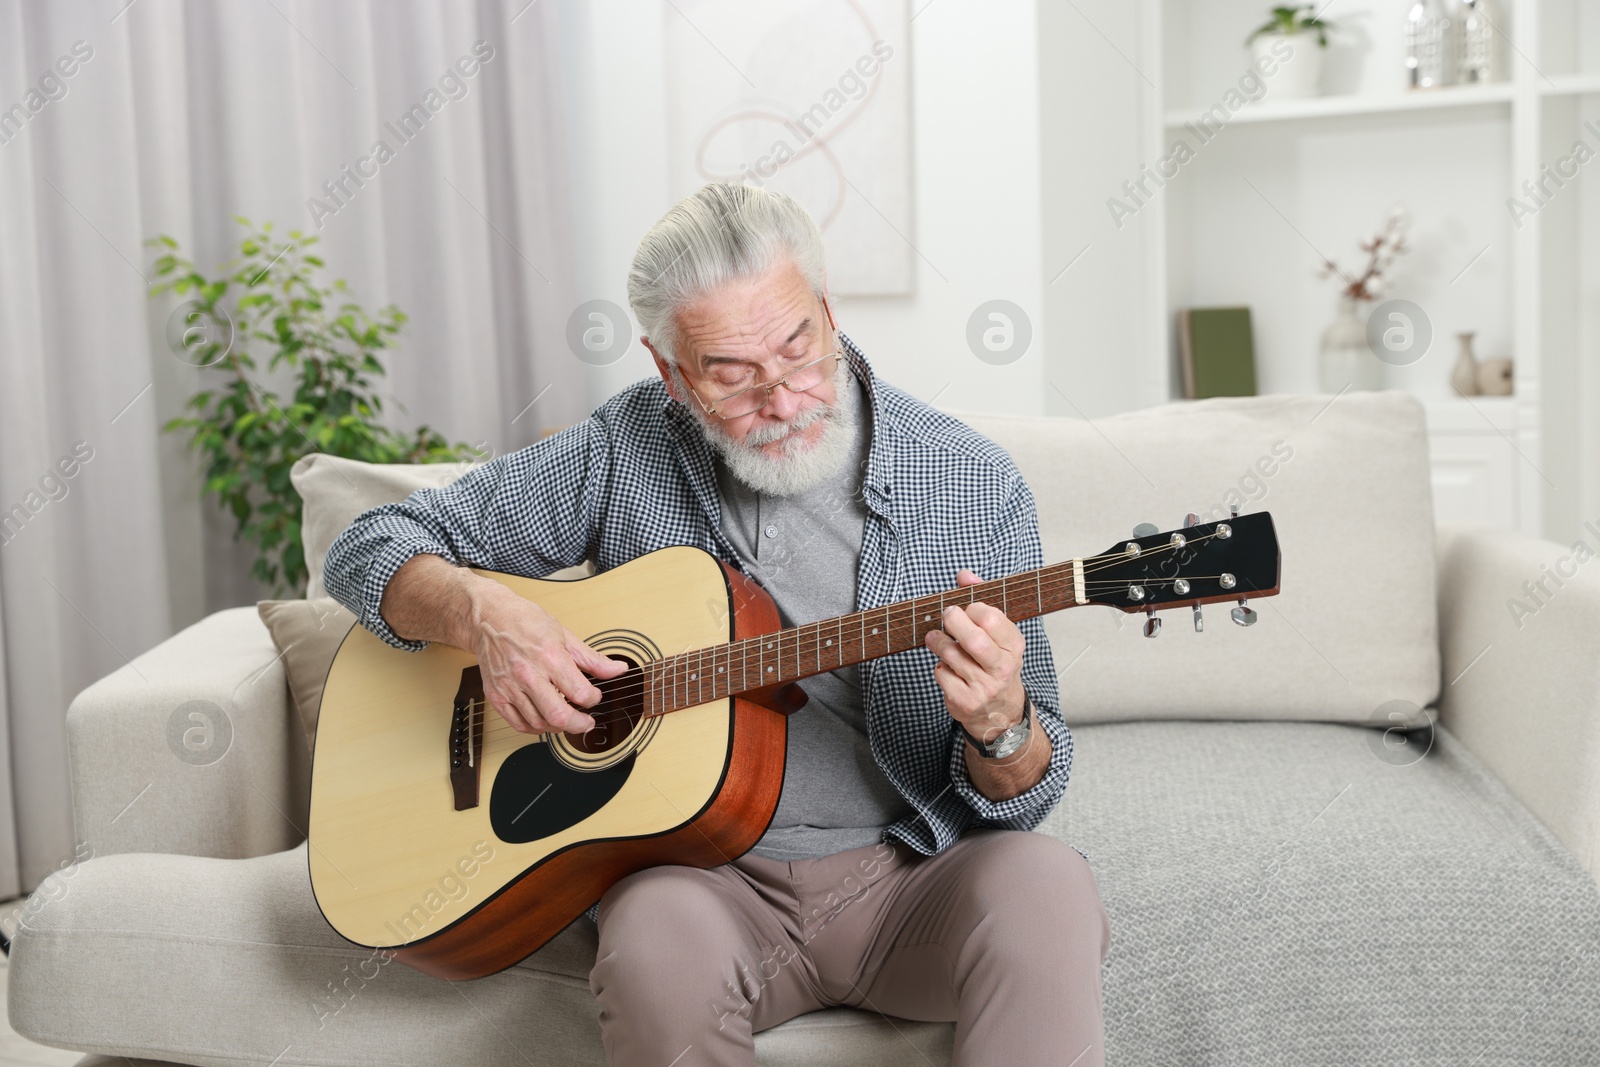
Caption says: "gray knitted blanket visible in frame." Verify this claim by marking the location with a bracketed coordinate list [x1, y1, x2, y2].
[1044, 719, 1600, 1066]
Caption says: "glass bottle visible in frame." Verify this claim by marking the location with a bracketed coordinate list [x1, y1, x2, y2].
[1458, 0, 1500, 84]
[1406, 0, 1455, 89]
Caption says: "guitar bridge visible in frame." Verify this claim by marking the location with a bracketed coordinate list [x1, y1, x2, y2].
[449, 666, 487, 811]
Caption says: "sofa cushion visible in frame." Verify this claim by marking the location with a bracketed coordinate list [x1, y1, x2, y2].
[1045, 719, 1600, 1065]
[951, 391, 1440, 725]
[16, 719, 1600, 1066]
[256, 597, 358, 753]
[10, 843, 950, 1066]
[290, 453, 593, 599]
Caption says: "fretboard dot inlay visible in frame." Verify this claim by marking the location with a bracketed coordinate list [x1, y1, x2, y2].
[689, 673, 696, 680]
[872, 627, 879, 635]
[825, 639, 833, 646]
[718, 666, 725, 672]
[766, 642, 774, 649]
[766, 666, 774, 673]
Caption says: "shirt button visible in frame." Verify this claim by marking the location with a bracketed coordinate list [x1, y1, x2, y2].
[764, 525, 777, 538]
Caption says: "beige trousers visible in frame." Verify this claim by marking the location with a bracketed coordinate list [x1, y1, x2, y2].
[589, 827, 1112, 1066]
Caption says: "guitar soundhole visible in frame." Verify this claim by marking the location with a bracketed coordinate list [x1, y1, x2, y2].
[567, 655, 643, 755]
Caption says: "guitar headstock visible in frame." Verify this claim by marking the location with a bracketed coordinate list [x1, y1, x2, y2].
[1084, 511, 1280, 635]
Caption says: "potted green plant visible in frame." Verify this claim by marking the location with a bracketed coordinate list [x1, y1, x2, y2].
[149, 219, 484, 596]
[1246, 5, 1334, 98]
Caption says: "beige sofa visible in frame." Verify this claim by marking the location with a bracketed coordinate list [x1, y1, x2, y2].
[11, 391, 1600, 1065]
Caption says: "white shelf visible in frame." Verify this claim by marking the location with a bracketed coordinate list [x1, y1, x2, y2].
[1424, 395, 1518, 434]
[1540, 72, 1600, 97]
[1162, 83, 1514, 128]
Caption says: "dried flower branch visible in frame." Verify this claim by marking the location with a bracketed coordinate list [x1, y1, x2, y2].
[1320, 204, 1410, 302]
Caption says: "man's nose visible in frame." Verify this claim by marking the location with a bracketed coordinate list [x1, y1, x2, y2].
[758, 380, 808, 421]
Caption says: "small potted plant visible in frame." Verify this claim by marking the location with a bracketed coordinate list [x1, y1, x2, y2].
[149, 219, 484, 595]
[1246, 5, 1334, 98]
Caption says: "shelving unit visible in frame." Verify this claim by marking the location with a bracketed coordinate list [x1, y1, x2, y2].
[1137, 0, 1600, 539]
[1162, 82, 1514, 127]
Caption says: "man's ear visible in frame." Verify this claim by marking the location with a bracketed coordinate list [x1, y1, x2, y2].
[644, 338, 685, 402]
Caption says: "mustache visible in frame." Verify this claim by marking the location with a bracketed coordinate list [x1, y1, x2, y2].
[741, 396, 834, 446]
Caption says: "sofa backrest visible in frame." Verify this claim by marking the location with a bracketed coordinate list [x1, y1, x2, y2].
[951, 391, 1440, 726]
[293, 390, 1441, 728]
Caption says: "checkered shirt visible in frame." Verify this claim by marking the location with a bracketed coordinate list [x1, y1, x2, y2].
[322, 335, 1078, 860]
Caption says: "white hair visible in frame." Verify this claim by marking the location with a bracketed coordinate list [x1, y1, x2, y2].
[627, 183, 827, 367]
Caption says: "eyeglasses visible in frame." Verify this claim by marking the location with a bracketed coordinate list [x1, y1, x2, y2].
[688, 350, 844, 420]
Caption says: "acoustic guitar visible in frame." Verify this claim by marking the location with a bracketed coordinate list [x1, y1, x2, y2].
[308, 510, 1280, 979]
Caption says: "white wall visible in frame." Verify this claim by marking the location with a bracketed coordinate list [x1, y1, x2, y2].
[554, 0, 1052, 416]
[830, 0, 1050, 414]
[1038, 0, 1166, 418]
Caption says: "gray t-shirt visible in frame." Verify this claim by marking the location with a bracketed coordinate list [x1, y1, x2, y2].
[713, 374, 915, 861]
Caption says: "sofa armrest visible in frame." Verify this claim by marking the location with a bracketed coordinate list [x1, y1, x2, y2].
[67, 606, 309, 860]
[1435, 523, 1600, 886]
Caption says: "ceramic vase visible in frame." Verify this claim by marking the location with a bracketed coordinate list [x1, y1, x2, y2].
[1319, 296, 1382, 392]
[1450, 331, 1481, 395]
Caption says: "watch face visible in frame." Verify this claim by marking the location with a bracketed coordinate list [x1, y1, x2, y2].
[988, 723, 1026, 758]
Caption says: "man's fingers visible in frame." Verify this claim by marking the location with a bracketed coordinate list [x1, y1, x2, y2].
[573, 642, 628, 679]
[488, 694, 524, 732]
[927, 629, 984, 685]
[492, 687, 537, 733]
[528, 673, 595, 733]
[940, 606, 1005, 672]
[549, 658, 603, 709]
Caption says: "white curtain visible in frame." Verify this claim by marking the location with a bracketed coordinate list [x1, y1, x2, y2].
[0, 0, 581, 894]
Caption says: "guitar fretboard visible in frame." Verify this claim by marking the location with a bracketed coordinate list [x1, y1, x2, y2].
[641, 558, 1086, 717]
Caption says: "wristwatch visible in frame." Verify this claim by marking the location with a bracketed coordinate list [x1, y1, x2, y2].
[962, 693, 1032, 760]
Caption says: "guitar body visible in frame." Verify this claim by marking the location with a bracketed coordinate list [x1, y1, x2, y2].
[307, 545, 802, 980]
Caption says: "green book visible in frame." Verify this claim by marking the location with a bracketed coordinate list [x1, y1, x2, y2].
[1178, 307, 1257, 399]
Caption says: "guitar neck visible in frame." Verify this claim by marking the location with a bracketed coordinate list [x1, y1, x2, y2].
[641, 558, 1087, 718]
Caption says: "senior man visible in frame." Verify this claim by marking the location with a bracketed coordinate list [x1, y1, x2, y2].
[323, 182, 1110, 1066]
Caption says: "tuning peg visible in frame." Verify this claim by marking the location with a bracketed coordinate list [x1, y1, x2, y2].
[1133, 522, 1159, 538]
[1192, 604, 1204, 632]
[1143, 608, 1161, 638]
[1230, 597, 1258, 627]
[1182, 512, 1200, 528]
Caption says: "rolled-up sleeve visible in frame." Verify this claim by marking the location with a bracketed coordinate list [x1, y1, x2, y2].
[322, 418, 608, 651]
[945, 471, 1074, 830]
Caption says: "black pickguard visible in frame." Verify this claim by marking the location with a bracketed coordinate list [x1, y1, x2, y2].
[489, 744, 637, 843]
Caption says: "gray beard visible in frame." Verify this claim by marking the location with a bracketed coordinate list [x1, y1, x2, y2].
[673, 356, 859, 497]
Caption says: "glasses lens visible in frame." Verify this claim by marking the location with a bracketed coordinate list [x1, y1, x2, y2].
[714, 354, 835, 418]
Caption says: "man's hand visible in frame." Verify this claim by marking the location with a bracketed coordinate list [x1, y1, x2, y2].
[379, 553, 627, 735]
[467, 579, 629, 734]
[924, 569, 1028, 744]
[925, 568, 1053, 803]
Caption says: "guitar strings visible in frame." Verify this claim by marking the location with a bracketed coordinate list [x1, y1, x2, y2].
[470, 569, 1258, 746]
[468, 540, 1216, 742]
[469, 533, 1239, 742]
[469, 537, 1242, 744]
[463, 531, 1252, 744]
